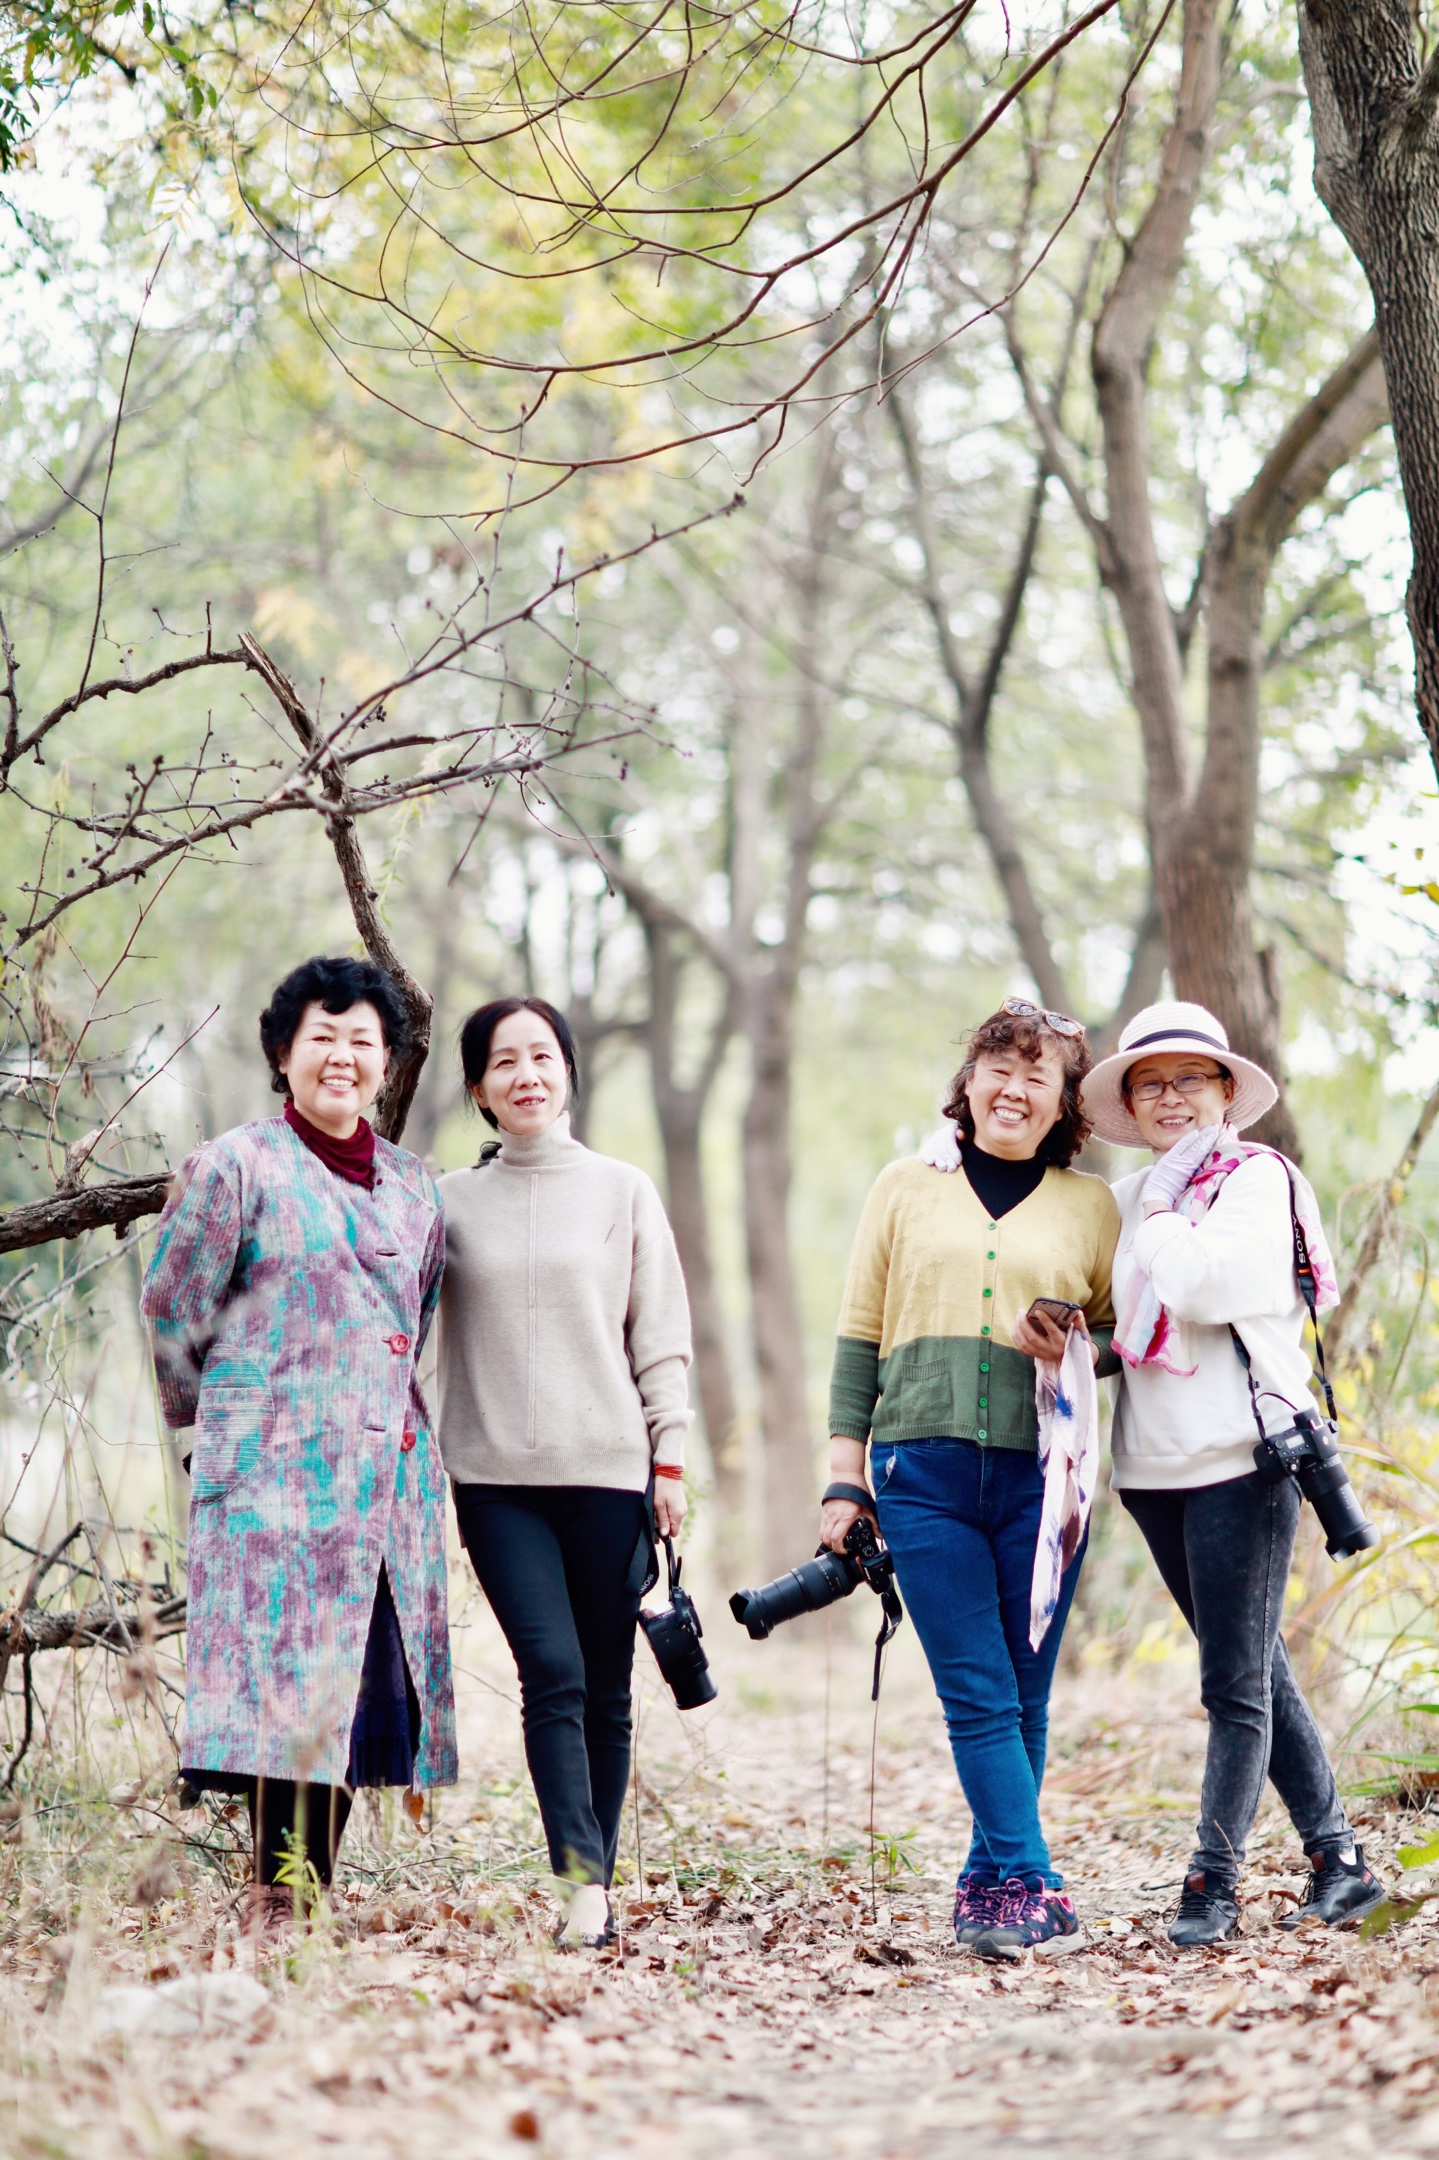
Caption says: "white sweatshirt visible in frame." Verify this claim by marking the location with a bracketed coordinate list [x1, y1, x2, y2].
[436, 1116, 693, 1491]
[1109, 1153, 1318, 1492]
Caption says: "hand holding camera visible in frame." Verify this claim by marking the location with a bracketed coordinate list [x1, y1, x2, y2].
[729, 1508, 905, 1700]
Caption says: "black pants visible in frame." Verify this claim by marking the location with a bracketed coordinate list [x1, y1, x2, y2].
[454, 1483, 646, 1887]
[250, 1779, 353, 1887]
[1122, 1473, 1350, 1888]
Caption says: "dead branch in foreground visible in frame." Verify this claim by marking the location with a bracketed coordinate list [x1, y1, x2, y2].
[4, 1595, 186, 1653]
[0, 1173, 172, 1254]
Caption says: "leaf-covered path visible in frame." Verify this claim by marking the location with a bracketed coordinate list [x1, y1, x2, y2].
[5, 1610, 1439, 2159]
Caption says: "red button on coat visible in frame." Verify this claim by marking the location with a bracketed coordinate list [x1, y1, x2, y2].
[386, 1333, 411, 1355]
[401, 1430, 417, 1453]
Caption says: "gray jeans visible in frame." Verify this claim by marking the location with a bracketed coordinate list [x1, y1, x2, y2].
[1121, 1472, 1350, 1888]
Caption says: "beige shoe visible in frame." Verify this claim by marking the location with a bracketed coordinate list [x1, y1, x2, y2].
[558, 1883, 613, 1950]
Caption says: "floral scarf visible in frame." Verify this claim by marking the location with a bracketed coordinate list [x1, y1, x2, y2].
[1030, 1325, 1099, 1649]
[1115, 1125, 1339, 1378]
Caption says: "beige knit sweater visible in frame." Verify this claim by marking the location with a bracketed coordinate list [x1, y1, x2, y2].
[436, 1116, 693, 1491]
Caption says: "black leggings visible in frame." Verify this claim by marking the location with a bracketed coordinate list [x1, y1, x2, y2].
[454, 1483, 647, 1887]
[249, 1779, 354, 1887]
[1122, 1473, 1349, 1886]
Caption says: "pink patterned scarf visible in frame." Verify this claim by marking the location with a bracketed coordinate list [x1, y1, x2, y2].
[1115, 1125, 1339, 1378]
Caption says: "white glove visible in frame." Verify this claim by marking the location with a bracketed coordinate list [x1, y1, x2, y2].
[1141, 1123, 1223, 1213]
[918, 1121, 962, 1173]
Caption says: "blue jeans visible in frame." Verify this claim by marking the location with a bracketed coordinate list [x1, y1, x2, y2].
[873, 1436, 1085, 1888]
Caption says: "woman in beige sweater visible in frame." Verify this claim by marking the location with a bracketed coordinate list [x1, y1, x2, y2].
[437, 996, 692, 1949]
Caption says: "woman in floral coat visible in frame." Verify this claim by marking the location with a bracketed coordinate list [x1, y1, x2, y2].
[141, 954, 456, 1927]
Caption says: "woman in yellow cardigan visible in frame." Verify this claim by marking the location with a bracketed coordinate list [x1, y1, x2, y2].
[823, 1002, 1120, 1957]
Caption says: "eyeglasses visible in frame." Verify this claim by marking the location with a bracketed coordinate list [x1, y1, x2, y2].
[1002, 997, 1085, 1039]
[1127, 1071, 1221, 1103]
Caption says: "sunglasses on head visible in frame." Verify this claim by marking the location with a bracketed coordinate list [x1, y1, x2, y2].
[1002, 997, 1085, 1039]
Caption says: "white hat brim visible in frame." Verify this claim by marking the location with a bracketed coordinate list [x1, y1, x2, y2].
[1081, 1037, 1280, 1148]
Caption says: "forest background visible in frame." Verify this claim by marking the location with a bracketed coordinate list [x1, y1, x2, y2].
[5, 0, 1439, 1802]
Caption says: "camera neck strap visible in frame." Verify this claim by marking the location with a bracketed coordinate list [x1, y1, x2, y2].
[1229, 1165, 1337, 1435]
[870, 1582, 903, 1704]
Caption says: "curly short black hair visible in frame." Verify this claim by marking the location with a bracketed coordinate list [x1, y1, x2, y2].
[942, 1008, 1093, 1167]
[459, 996, 580, 1130]
[258, 955, 412, 1098]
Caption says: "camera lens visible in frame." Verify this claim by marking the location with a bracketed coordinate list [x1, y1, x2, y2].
[1298, 1458, 1380, 1557]
[728, 1550, 858, 1638]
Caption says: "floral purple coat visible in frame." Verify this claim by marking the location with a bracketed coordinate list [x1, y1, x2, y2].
[140, 1117, 457, 1788]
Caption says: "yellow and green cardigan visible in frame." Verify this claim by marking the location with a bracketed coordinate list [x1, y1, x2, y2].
[829, 1158, 1122, 1453]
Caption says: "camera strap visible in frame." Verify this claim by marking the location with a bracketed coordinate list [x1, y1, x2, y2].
[823, 1481, 877, 1511]
[1290, 1206, 1339, 1422]
[1229, 1165, 1337, 1437]
[660, 1534, 685, 1601]
[870, 1583, 903, 1704]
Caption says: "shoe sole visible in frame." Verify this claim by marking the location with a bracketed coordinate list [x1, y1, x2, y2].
[971, 1929, 1080, 1963]
[1279, 1880, 1389, 1933]
[1328, 1881, 1390, 1931]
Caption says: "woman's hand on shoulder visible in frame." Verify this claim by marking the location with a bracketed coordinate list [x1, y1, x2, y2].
[917, 1122, 962, 1173]
[653, 1479, 687, 1539]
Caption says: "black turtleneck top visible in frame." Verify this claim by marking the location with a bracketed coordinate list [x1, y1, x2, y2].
[959, 1136, 1048, 1221]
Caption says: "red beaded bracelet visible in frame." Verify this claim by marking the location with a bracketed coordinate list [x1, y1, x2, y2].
[653, 1463, 685, 1481]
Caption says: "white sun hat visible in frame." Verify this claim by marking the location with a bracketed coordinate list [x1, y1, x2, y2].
[1080, 1000, 1279, 1148]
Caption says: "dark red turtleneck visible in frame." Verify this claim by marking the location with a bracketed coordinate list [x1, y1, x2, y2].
[284, 1099, 377, 1189]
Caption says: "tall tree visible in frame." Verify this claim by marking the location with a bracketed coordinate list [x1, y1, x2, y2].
[1299, 1, 1439, 782]
[890, 0, 1391, 1140]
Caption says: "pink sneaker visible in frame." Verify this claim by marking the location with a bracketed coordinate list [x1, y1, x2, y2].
[973, 1881, 1078, 1961]
[952, 1877, 1002, 1947]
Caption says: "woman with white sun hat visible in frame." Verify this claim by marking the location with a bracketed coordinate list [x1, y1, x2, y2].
[1082, 1000, 1387, 1946]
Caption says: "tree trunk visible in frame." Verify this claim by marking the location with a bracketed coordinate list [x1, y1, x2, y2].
[642, 915, 744, 1517]
[743, 968, 815, 1575]
[889, 393, 1081, 1014]
[663, 1090, 743, 1511]
[734, 450, 835, 1573]
[1174, 329, 1388, 1150]
[1300, 0, 1439, 779]
[1045, 0, 1389, 1154]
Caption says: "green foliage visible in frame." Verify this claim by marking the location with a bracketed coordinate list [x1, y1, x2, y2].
[0, 0, 217, 172]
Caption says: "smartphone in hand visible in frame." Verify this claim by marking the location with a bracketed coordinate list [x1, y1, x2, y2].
[1028, 1297, 1083, 1328]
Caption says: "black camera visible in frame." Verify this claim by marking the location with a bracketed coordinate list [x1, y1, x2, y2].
[1252, 1405, 1379, 1559]
[730, 1516, 904, 1698]
[638, 1537, 717, 1710]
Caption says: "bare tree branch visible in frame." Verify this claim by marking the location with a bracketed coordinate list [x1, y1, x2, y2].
[1326, 1075, 1439, 1365]
[889, 380, 1076, 1014]
[236, 631, 434, 1140]
[0, 1174, 172, 1255]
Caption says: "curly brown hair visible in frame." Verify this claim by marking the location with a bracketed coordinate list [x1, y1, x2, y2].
[942, 1009, 1093, 1167]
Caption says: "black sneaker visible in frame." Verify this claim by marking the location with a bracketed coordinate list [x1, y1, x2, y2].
[1168, 1870, 1239, 1946]
[1280, 1845, 1388, 1931]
